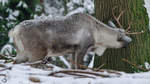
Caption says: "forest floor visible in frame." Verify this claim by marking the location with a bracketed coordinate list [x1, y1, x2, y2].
[0, 61, 150, 84]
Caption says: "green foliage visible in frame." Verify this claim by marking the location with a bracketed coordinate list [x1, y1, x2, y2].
[0, 0, 42, 49]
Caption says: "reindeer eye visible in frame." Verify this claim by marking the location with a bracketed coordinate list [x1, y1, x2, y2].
[117, 37, 122, 41]
[117, 34, 123, 41]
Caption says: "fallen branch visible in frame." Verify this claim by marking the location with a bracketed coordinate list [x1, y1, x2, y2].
[0, 54, 11, 60]
[0, 67, 12, 72]
[69, 59, 97, 70]
[25, 61, 43, 66]
[0, 74, 6, 76]
[69, 59, 121, 75]
[49, 70, 110, 78]
[98, 69, 122, 76]
[97, 64, 105, 69]
[0, 54, 14, 63]
[56, 72, 96, 79]
[24, 61, 53, 69]
[122, 58, 149, 71]
[0, 64, 7, 68]
[6, 48, 16, 57]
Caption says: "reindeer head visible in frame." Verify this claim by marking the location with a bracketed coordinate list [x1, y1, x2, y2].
[114, 28, 132, 48]
[104, 7, 144, 48]
[94, 7, 145, 49]
[95, 27, 132, 49]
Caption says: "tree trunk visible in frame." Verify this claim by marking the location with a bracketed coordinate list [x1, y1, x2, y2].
[94, 0, 149, 72]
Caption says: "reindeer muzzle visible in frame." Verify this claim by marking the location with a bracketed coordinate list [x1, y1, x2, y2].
[124, 36, 132, 43]
[122, 36, 132, 48]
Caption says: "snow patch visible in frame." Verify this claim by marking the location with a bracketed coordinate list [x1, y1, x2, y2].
[66, 7, 85, 16]
[83, 0, 94, 14]
[0, 16, 3, 19]
[0, 0, 8, 5]
[44, 0, 94, 16]
[88, 54, 95, 68]
[35, 5, 42, 12]
[144, 0, 150, 30]
[17, 1, 28, 8]
[59, 56, 71, 69]
[12, 10, 19, 17]
[0, 44, 14, 56]
[145, 62, 150, 69]
[0, 64, 150, 84]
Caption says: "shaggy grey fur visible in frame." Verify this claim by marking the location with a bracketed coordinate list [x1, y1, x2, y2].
[9, 13, 132, 68]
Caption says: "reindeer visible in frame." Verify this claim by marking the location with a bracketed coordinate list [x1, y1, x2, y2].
[9, 13, 132, 69]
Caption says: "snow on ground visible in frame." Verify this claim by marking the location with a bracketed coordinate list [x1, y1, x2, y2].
[0, 63, 150, 84]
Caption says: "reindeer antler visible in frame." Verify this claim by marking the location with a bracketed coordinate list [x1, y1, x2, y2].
[112, 7, 125, 28]
[125, 22, 144, 35]
[125, 31, 144, 35]
[112, 7, 144, 35]
[125, 22, 131, 32]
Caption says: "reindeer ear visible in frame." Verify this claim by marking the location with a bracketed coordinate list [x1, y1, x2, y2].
[108, 20, 117, 28]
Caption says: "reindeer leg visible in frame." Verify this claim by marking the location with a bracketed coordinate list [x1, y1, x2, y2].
[71, 46, 89, 69]
[76, 49, 88, 69]
[71, 52, 77, 69]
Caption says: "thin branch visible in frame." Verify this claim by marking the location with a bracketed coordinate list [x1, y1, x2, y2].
[0, 64, 7, 68]
[69, 59, 121, 75]
[0, 54, 14, 63]
[25, 61, 43, 66]
[0, 67, 12, 71]
[24, 61, 53, 69]
[0, 74, 6, 76]
[122, 58, 149, 71]
[49, 70, 110, 78]
[99, 69, 122, 75]
[0, 54, 10, 60]
[97, 64, 105, 69]
[61, 72, 96, 79]
[69, 59, 96, 70]
[6, 48, 14, 57]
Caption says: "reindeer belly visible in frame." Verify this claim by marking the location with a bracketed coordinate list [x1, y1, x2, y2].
[47, 41, 75, 57]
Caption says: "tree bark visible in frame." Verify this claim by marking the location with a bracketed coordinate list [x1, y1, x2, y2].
[94, 0, 149, 72]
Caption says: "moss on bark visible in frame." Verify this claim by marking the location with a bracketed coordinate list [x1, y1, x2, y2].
[94, 0, 149, 72]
